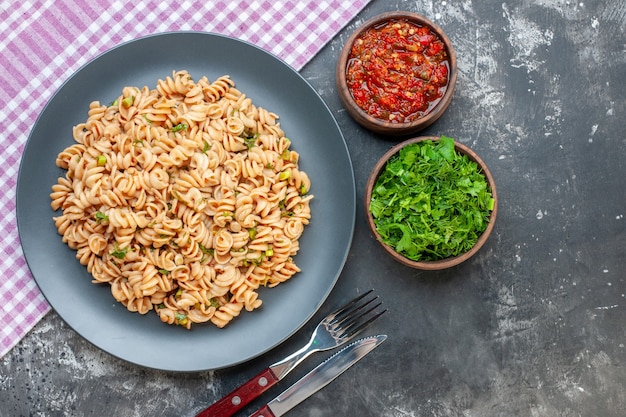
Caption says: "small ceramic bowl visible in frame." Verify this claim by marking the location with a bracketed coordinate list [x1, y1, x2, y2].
[336, 12, 457, 136]
[365, 136, 498, 270]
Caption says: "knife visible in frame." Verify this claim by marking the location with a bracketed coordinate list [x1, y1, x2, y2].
[248, 334, 387, 417]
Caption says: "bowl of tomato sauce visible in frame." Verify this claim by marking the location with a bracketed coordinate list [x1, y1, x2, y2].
[336, 12, 457, 136]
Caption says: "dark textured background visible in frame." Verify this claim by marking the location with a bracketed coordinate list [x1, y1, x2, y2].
[2, 0, 625, 416]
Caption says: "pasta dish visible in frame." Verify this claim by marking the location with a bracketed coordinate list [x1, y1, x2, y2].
[50, 70, 313, 329]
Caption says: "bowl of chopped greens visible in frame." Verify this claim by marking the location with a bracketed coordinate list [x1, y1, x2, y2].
[365, 135, 497, 270]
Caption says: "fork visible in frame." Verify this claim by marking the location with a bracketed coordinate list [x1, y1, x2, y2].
[195, 289, 386, 417]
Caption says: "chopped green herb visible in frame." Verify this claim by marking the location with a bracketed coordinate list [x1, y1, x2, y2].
[175, 312, 188, 326]
[159, 269, 170, 275]
[198, 243, 214, 256]
[265, 246, 274, 257]
[279, 170, 291, 181]
[94, 211, 109, 223]
[132, 139, 145, 147]
[110, 99, 119, 107]
[202, 140, 210, 154]
[208, 298, 220, 309]
[248, 227, 258, 240]
[170, 123, 188, 133]
[96, 155, 107, 166]
[122, 96, 134, 108]
[369, 136, 494, 262]
[110, 243, 128, 260]
[243, 133, 258, 149]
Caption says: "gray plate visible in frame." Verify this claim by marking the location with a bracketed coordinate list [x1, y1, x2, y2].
[16, 32, 355, 372]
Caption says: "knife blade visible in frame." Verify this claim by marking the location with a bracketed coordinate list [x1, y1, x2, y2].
[248, 334, 387, 417]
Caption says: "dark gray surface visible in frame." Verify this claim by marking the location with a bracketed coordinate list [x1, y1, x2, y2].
[2, 0, 625, 416]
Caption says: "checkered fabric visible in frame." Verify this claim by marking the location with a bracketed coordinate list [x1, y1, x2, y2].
[0, 0, 370, 359]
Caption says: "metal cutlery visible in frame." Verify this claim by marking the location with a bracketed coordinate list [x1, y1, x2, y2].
[195, 290, 386, 417]
[248, 334, 387, 417]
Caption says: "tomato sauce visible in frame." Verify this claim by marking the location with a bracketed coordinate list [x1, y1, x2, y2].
[346, 19, 450, 123]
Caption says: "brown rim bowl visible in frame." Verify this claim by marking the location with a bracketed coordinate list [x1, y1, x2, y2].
[365, 136, 498, 270]
[336, 12, 458, 136]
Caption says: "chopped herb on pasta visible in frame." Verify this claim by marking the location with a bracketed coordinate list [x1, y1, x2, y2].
[50, 70, 313, 329]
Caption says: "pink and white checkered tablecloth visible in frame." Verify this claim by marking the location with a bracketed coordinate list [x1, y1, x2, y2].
[0, 0, 371, 359]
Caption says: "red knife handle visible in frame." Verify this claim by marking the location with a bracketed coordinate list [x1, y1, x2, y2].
[248, 405, 276, 417]
[196, 368, 278, 417]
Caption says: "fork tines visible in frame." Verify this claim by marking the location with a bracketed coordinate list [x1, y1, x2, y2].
[329, 289, 386, 339]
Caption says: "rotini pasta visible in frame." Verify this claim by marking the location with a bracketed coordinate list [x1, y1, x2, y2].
[51, 70, 313, 329]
